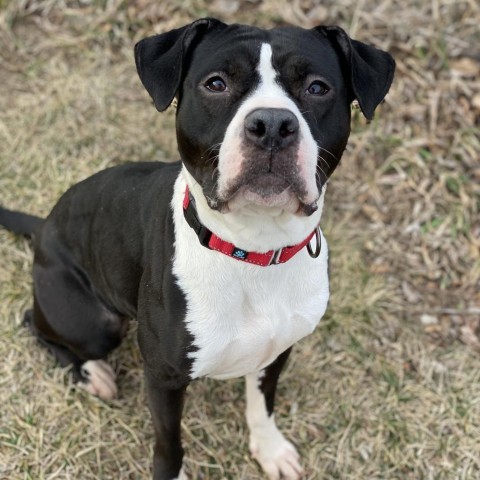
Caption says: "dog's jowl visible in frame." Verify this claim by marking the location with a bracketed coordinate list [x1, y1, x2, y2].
[0, 18, 394, 480]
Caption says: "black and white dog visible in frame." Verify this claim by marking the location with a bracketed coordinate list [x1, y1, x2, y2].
[0, 18, 394, 480]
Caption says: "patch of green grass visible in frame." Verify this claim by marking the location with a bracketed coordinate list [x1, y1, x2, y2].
[420, 216, 445, 234]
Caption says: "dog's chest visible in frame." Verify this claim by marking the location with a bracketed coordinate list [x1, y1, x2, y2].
[182, 267, 328, 380]
[171, 182, 330, 379]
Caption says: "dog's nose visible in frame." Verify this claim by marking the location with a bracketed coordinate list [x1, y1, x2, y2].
[244, 108, 299, 151]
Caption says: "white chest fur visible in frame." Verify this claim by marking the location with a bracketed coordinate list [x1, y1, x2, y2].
[171, 174, 330, 380]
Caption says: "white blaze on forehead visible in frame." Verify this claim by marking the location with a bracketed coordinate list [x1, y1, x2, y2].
[258, 43, 278, 87]
[253, 43, 290, 105]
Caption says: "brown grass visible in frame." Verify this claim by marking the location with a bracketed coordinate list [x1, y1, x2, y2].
[0, 0, 479, 479]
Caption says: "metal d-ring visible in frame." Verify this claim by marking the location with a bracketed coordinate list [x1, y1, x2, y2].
[307, 227, 321, 258]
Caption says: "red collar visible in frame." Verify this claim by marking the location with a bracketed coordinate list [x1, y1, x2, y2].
[182, 185, 321, 266]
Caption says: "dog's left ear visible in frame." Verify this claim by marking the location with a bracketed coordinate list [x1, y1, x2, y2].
[135, 18, 226, 111]
[316, 26, 395, 120]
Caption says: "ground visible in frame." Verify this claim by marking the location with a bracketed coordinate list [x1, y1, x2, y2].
[0, 1, 479, 479]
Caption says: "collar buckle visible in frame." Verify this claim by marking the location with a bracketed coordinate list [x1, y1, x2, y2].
[268, 248, 283, 266]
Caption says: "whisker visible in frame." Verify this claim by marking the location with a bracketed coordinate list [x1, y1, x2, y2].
[318, 146, 338, 161]
[316, 154, 329, 171]
[211, 163, 219, 181]
[202, 142, 223, 157]
[315, 159, 328, 181]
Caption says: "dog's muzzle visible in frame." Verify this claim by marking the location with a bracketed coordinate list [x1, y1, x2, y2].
[213, 106, 320, 215]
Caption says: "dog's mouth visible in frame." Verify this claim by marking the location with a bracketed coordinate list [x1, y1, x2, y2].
[240, 174, 290, 201]
[211, 173, 318, 216]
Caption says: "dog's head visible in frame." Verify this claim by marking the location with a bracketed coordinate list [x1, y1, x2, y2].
[135, 18, 394, 218]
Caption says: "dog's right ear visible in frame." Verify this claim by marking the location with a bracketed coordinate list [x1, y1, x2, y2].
[135, 18, 226, 112]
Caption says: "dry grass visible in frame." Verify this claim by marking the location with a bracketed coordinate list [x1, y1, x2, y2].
[0, 0, 479, 479]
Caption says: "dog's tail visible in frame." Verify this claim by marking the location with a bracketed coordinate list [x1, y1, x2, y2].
[0, 207, 43, 239]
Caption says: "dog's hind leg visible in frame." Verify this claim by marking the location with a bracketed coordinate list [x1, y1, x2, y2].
[26, 261, 129, 400]
[25, 308, 118, 399]
[245, 347, 304, 480]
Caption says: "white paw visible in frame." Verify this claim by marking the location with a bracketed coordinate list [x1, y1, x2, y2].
[173, 466, 188, 480]
[79, 360, 117, 400]
[250, 433, 304, 480]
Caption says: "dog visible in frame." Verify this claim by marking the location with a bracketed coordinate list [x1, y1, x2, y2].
[0, 18, 394, 480]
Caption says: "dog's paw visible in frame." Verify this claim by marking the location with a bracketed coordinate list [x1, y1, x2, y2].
[79, 360, 117, 401]
[250, 432, 304, 480]
[173, 466, 188, 480]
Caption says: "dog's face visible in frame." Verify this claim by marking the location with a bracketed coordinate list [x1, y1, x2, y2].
[175, 28, 351, 217]
[135, 19, 395, 217]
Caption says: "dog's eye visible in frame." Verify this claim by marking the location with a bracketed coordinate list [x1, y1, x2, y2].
[205, 76, 227, 93]
[306, 81, 330, 96]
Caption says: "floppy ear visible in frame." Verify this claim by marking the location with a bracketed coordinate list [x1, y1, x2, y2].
[317, 26, 395, 120]
[134, 18, 226, 111]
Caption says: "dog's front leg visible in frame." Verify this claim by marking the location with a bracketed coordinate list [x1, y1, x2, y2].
[145, 370, 187, 480]
[245, 348, 304, 480]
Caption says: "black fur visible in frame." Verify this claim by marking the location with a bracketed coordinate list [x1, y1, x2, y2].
[0, 207, 43, 238]
[0, 19, 394, 480]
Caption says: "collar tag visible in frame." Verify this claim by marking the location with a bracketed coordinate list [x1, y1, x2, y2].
[232, 248, 248, 260]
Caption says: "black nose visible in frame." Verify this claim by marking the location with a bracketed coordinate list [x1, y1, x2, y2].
[244, 108, 299, 151]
